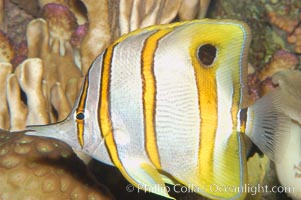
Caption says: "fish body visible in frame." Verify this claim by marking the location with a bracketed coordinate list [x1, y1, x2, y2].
[26, 19, 290, 199]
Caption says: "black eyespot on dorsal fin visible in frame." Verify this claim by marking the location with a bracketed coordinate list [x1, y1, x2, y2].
[197, 44, 217, 66]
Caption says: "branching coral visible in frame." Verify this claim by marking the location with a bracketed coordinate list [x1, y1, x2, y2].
[79, 0, 113, 75]
[0, 58, 50, 130]
[0, 57, 83, 131]
[0, 8, 83, 128]
[26, 17, 82, 108]
[268, 12, 301, 53]
[179, 0, 211, 20]
[50, 82, 71, 122]
[80, 0, 211, 74]
[247, 50, 299, 101]
[0, 62, 12, 130]
[42, 3, 78, 56]
[15, 58, 49, 125]
[6, 74, 28, 131]
[257, 50, 299, 82]
[38, 0, 88, 24]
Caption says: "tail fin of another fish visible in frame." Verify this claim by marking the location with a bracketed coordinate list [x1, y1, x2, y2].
[245, 90, 291, 162]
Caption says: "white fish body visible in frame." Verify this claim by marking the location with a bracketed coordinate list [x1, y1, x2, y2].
[26, 19, 291, 200]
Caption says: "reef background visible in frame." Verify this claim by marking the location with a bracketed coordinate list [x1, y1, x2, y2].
[0, 0, 300, 199]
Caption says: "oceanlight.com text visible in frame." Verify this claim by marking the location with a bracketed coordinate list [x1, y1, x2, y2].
[126, 183, 295, 196]
[210, 183, 294, 196]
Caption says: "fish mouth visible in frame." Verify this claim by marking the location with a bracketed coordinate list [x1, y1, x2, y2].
[25, 117, 79, 149]
[26, 123, 63, 139]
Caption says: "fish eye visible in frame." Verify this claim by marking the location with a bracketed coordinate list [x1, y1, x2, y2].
[76, 112, 85, 120]
[197, 44, 217, 66]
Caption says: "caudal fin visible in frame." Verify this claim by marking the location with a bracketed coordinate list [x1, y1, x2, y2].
[245, 90, 291, 162]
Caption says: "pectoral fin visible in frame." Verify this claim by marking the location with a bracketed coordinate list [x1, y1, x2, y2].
[245, 90, 291, 162]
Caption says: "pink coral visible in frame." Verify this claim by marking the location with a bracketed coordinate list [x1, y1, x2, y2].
[268, 12, 301, 53]
[71, 23, 88, 49]
[248, 50, 299, 101]
[258, 50, 299, 81]
[268, 12, 299, 33]
[42, 3, 78, 56]
[42, 3, 78, 38]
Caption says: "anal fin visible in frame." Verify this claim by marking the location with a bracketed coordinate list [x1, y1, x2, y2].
[160, 173, 177, 185]
[122, 160, 174, 199]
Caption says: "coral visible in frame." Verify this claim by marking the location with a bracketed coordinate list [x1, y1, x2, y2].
[257, 50, 299, 82]
[268, 12, 301, 53]
[267, 12, 299, 33]
[14, 58, 49, 126]
[11, 40, 28, 68]
[247, 50, 299, 101]
[6, 74, 27, 131]
[38, 0, 66, 7]
[10, 0, 88, 25]
[0, 0, 4, 31]
[1, 59, 46, 131]
[50, 82, 71, 122]
[0, 130, 113, 200]
[179, 0, 211, 20]
[41, 3, 78, 56]
[38, 0, 88, 24]
[80, 0, 211, 74]
[5, 0, 34, 44]
[4, 1, 301, 199]
[178, 0, 200, 20]
[0, 63, 12, 130]
[10, 0, 40, 17]
[26, 18, 82, 102]
[209, 0, 277, 69]
[211, 1, 301, 114]
[198, 0, 211, 18]
[208, 0, 301, 71]
[79, 0, 114, 75]
[1, 58, 83, 131]
[263, 0, 301, 54]
[71, 23, 88, 49]
[0, 31, 14, 63]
